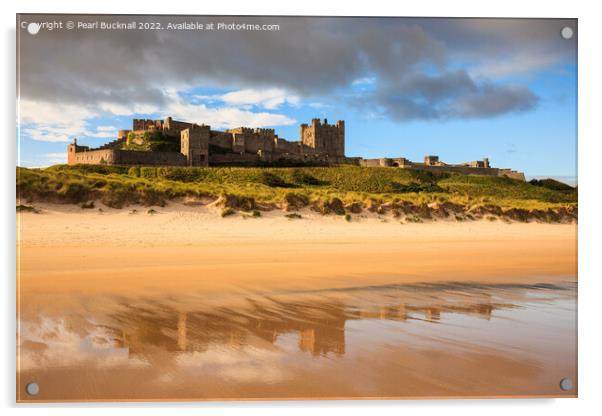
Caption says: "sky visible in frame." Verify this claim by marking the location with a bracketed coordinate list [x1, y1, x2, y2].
[17, 15, 577, 180]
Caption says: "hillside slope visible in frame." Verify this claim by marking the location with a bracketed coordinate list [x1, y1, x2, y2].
[16, 165, 577, 222]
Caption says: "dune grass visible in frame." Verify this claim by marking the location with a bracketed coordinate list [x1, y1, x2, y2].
[16, 164, 577, 211]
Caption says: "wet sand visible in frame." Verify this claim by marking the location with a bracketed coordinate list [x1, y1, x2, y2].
[16, 203, 578, 401]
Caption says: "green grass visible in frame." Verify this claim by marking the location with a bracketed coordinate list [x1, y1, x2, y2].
[123, 132, 180, 153]
[439, 174, 577, 205]
[17, 165, 577, 215]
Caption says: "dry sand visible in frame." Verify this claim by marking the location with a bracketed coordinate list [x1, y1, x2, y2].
[17, 202, 577, 300]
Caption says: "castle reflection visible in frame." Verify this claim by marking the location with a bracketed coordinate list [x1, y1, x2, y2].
[106, 285, 511, 359]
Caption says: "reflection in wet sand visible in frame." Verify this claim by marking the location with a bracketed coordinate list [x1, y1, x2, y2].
[17, 281, 577, 401]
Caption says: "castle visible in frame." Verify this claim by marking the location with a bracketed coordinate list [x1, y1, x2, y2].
[68, 116, 346, 167]
[67, 116, 525, 180]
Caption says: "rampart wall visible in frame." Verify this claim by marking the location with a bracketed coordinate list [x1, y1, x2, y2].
[116, 149, 187, 166]
[210, 132, 234, 150]
[360, 157, 525, 180]
[69, 148, 187, 166]
[70, 149, 116, 165]
[209, 153, 262, 166]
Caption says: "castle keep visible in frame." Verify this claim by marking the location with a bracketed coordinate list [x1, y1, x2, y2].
[67, 116, 525, 180]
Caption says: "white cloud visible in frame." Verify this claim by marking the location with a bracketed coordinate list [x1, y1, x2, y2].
[195, 88, 300, 110]
[19, 91, 297, 144]
[96, 125, 117, 132]
[18, 99, 94, 126]
[469, 51, 565, 79]
[352, 76, 376, 85]
[19, 99, 94, 142]
[44, 152, 67, 164]
[18, 100, 122, 142]
[308, 102, 332, 109]
[18, 99, 160, 143]
[98, 102, 160, 116]
[163, 95, 296, 129]
[89, 125, 118, 139]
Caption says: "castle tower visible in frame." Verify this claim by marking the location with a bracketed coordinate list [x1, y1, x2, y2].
[117, 130, 131, 141]
[424, 155, 439, 166]
[67, 138, 78, 165]
[334, 120, 345, 158]
[164, 116, 173, 131]
[300, 118, 345, 160]
[181, 124, 209, 166]
[67, 138, 90, 165]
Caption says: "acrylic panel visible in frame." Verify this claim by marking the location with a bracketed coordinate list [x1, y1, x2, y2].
[16, 15, 577, 402]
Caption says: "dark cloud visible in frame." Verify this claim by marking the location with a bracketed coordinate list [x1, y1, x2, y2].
[17, 15, 574, 121]
[396, 71, 477, 102]
[452, 84, 538, 118]
[368, 70, 538, 120]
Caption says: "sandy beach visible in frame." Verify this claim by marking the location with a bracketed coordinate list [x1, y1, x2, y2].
[17, 202, 577, 297]
[16, 202, 578, 401]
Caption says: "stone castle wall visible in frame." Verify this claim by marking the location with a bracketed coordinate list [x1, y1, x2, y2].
[497, 169, 526, 181]
[207, 124, 338, 159]
[360, 157, 525, 180]
[116, 149, 187, 166]
[236, 132, 276, 154]
[132, 119, 163, 131]
[69, 148, 116, 165]
[133, 117, 194, 138]
[210, 131, 235, 150]
[408, 164, 525, 180]
[274, 138, 300, 155]
[69, 148, 187, 166]
[361, 158, 388, 168]
[209, 152, 264, 166]
[166, 118, 194, 133]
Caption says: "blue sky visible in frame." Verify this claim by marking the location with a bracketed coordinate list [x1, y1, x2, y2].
[17, 16, 577, 181]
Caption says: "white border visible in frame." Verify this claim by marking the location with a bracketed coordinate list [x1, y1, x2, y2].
[2, 1, 601, 415]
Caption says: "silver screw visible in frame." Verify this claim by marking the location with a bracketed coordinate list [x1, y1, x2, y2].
[561, 26, 574, 40]
[25, 382, 39, 396]
[559, 378, 573, 391]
